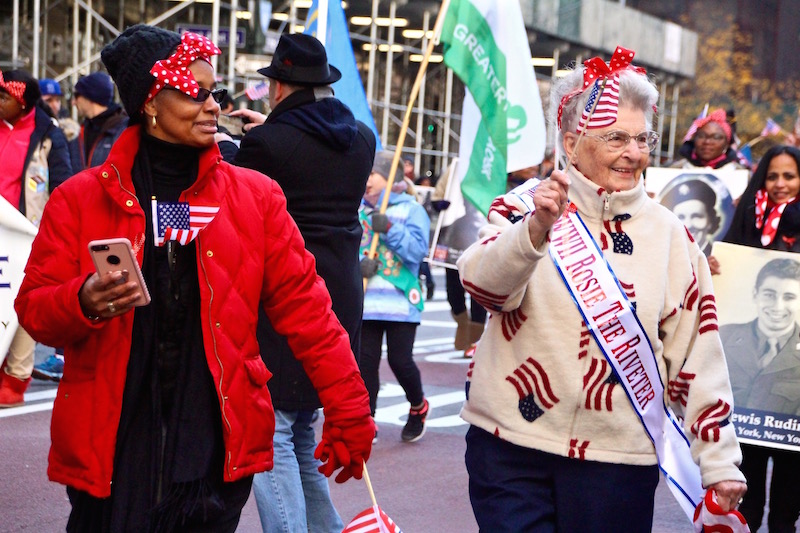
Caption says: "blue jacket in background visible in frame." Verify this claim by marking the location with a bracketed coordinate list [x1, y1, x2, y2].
[361, 190, 430, 324]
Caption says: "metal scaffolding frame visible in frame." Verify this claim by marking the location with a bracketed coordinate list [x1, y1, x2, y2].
[4, 0, 687, 176]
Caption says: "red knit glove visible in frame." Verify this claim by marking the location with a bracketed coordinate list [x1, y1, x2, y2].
[314, 416, 375, 483]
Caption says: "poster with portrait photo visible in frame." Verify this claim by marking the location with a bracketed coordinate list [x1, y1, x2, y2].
[648, 169, 741, 256]
[712, 241, 800, 451]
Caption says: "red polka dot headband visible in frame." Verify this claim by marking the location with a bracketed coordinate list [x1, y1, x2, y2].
[0, 71, 27, 107]
[144, 32, 221, 107]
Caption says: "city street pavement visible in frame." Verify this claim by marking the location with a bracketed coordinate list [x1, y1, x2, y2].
[0, 267, 764, 532]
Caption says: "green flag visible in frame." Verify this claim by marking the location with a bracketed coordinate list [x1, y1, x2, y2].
[441, 0, 546, 215]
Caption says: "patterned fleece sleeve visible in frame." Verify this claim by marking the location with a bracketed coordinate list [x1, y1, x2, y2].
[456, 190, 547, 313]
[660, 244, 744, 488]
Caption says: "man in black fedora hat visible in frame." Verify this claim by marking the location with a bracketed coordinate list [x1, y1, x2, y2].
[224, 32, 376, 533]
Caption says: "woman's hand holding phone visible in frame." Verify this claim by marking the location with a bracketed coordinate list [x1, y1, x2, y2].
[79, 270, 146, 319]
[83, 238, 151, 319]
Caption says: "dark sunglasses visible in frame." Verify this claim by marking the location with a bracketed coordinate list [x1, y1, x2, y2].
[166, 86, 227, 104]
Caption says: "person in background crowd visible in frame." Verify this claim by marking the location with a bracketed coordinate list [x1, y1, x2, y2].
[714, 144, 800, 531]
[0, 69, 72, 408]
[360, 150, 431, 443]
[14, 25, 373, 531]
[401, 154, 435, 299]
[722, 145, 800, 252]
[39, 78, 68, 118]
[71, 72, 128, 171]
[219, 90, 235, 115]
[430, 167, 487, 355]
[223, 32, 376, 533]
[33, 72, 129, 383]
[671, 108, 748, 171]
[402, 154, 416, 182]
[725, 108, 752, 169]
[36, 78, 82, 175]
[457, 48, 746, 531]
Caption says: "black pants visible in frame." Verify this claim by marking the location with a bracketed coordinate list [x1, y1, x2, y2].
[359, 320, 424, 415]
[739, 443, 800, 532]
[446, 268, 487, 322]
[66, 475, 252, 533]
[465, 426, 659, 533]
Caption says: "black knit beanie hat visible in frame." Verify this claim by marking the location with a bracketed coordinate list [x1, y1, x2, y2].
[100, 24, 181, 124]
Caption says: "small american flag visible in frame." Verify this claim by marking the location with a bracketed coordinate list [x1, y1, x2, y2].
[682, 104, 709, 142]
[577, 75, 620, 131]
[245, 81, 269, 101]
[342, 505, 403, 533]
[151, 199, 219, 246]
[761, 117, 781, 137]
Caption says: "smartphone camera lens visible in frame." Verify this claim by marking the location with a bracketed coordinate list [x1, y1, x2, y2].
[107, 255, 121, 265]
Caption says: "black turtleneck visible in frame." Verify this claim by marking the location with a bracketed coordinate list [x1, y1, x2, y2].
[139, 133, 201, 202]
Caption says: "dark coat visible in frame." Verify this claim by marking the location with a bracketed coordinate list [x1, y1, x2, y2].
[74, 104, 129, 171]
[233, 88, 376, 410]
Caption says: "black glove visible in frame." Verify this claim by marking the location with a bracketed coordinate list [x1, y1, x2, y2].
[360, 257, 380, 278]
[431, 200, 451, 212]
[371, 213, 392, 233]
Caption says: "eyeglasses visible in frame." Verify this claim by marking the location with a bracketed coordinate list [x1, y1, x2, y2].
[584, 130, 660, 152]
[694, 132, 726, 142]
[165, 86, 227, 104]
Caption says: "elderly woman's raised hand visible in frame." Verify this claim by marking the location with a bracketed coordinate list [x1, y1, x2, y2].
[528, 169, 571, 248]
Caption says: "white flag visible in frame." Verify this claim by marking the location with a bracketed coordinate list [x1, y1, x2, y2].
[0, 198, 37, 366]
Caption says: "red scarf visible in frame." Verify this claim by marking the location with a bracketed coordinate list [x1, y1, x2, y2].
[755, 188, 798, 246]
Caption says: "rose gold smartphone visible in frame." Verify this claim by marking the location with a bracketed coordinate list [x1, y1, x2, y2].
[88, 238, 151, 306]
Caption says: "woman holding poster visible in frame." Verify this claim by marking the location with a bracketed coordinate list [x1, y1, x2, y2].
[717, 144, 800, 531]
[457, 46, 746, 532]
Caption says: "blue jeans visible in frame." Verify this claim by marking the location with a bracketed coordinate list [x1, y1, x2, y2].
[252, 409, 343, 533]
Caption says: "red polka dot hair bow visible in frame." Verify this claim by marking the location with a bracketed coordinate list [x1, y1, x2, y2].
[557, 46, 647, 132]
[0, 71, 27, 107]
[145, 32, 221, 106]
[581, 46, 642, 90]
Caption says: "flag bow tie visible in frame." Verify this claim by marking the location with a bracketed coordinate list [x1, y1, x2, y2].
[581, 46, 643, 89]
[145, 32, 221, 106]
[0, 71, 27, 107]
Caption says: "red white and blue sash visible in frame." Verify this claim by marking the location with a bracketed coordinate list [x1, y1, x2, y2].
[547, 202, 703, 519]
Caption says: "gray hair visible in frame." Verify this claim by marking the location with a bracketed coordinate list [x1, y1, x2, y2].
[549, 66, 659, 144]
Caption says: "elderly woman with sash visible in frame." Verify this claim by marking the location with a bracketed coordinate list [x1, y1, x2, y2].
[457, 47, 747, 532]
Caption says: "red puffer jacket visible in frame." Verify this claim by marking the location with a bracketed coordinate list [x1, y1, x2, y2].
[15, 126, 370, 498]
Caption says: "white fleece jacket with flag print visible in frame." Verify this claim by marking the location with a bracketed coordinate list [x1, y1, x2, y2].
[457, 166, 745, 489]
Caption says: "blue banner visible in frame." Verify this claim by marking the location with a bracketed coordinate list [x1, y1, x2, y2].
[304, 0, 382, 149]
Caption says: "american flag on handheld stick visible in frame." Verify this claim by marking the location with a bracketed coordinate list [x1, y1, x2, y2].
[342, 505, 403, 533]
[245, 81, 269, 101]
[151, 198, 219, 246]
[578, 75, 620, 131]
